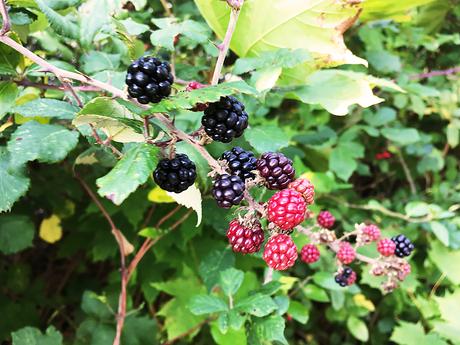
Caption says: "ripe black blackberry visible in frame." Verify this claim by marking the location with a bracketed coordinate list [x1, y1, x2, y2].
[212, 174, 245, 208]
[126, 56, 173, 104]
[153, 154, 196, 193]
[256, 152, 295, 190]
[202, 96, 248, 143]
[334, 267, 356, 287]
[221, 147, 257, 181]
[391, 234, 415, 257]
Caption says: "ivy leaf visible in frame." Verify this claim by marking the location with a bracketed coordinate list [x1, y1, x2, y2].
[143, 81, 256, 115]
[13, 98, 79, 120]
[381, 127, 420, 145]
[329, 141, 365, 181]
[0, 215, 34, 254]
[189, 295, 228, 315]
[0, 149, 30, 212]
[150, 18, 210, 51]
[199, 248, 235, 291]
[248, 315, 288, 345]
[219, 268, 244, 297]
[74, 97, 144, 143]
[245, 125, 289, 153]
[0, 81, 19, 120]
[347, 316, 369, 342]
[7, 121, 79, 166]
[96, 143, 159, 205]
[235, 293, 278, 317]
[12, 326, 63, 345]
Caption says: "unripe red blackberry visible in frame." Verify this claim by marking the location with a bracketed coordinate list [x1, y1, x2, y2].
[337, 242, 356, 264]
[377, 238, 396, 257]
[212, 174, 245, 208]
[153, 154, 196, 193]
[397, 262, 411, 281]
[263, 234, 298, 270]
[391, 234, 415, 258]
[267, 189, 306, 230]
[126, 56, 173, 104]
[221, 147, 257, 181]
[300, 244, 320, 264]
[288, 178, 315, 204]
[362, 224, 381, 242]
[202, 96, 248, 143]
[317, 210, 335, 229]
[227, 219, 264, 254]
[256, 152, 295, 190]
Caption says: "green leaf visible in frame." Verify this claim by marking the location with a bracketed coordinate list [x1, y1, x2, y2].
[245, 125, 289, 153]
[429, 241, 460, 284]
[381, 127, 420, 145]
[119, 18, 150, 36]
[228, 309, 245, 330]
[0, 34, 20, 75]
[287, 70, 396, 116]
[189, 295, 228, 315]
[363, 107, 396, 127]
[35, 0, 79, 39]
[417, 149, 444, 173]
[7, 121, 79, 166]
[233, 49, 311, 75]
[405, 202, 430, 217]
[361, 0, 438, 22]
[0, 215, 34, 254]
[446, 122, 459, 148]
[329, 141, 365, 181]
[219, 268, 244, 297]
[79, 0, 112, 47]
[0, 149, 30, 212]
[287, 301, 309, 324]
[81, 291, 113, 319]
[199, 248, 235, 291]
[347, 316, 369, 342]
[211, 323, 247, 345]
[195, 0, 365, 69]
[391, 321, 448, 345]
[143, 81, 256, 114]
[81, 51, 121, 74]
[150, 18, 210, 51]
[122, 315, 158, 345]
[12, 326, 63, 345]
[13, 98, 79, 120]
[235, 293, 277, 317]
[0, 81, 19, 120]
[366, 50, 401, 73]
[74, 97, 144, 143]
[216, 312, 228, 334]
[96, 143, 159, 205]
[430, 221, 449, 246]
[138, 227, 162, 240]
[432, 290, 460, 342]
[248, 315, 288, 345]
[301, 284, 329, 302]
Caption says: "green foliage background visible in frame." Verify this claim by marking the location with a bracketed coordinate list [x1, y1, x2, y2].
[0, 0, 460, 344]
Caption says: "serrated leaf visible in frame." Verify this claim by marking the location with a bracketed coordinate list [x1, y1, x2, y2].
[235, 293, 277, 317]
[429, 241, 460, 284]
[74, 97, 144, 143]
[219, 268, 244, 297]
[391, 321, 448, 345]
[13, 98, 79, 120]
[35, 0, 79, 39]
[189, 295, 228, 315]
[0, 215, 34, 254]
[0, 149, 30, 212]
[12, 326, 63, 345]
[249, 315, 288, 345]
[39, 214, 63, 244]
[143, 81, 256, 115]
[0, 81, 19, 120]
[7, 121, 79, 166]
[347, 316, 369, 342]
[96, 143, 159, 205]
[167, 184, 202, 226]
[245, 125, 289, 153]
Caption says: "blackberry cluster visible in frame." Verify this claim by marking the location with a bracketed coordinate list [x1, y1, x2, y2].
[256, 152, 295, 190]
[202, 96, 249, 143]
[212, 174, 245, 208]
[334, 267, 356, 287]
[153, 154, 196, 193]
[391, 234, 415, 257]
[126, 56, 173, 104]
[221, 147, 257, 181]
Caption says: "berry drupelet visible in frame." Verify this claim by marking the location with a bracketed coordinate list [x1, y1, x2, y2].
[227, 219, 264, 254]
[212, 174, 245, 208]
[202, 96, 249, 143]
[126, 56, 173, 104]
[256, 152, 296, 190]
[391, 234, 415, 258]
[153, 154, 196, 193]
[221, 147, 257, 181]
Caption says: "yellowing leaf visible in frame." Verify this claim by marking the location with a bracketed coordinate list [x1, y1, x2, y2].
[279, 276, 299, 293]
[167, 184, 202, 226]
[353, 294, 375, 312]
[148, 185, 175, 203]
[39, 214, 63, 244]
